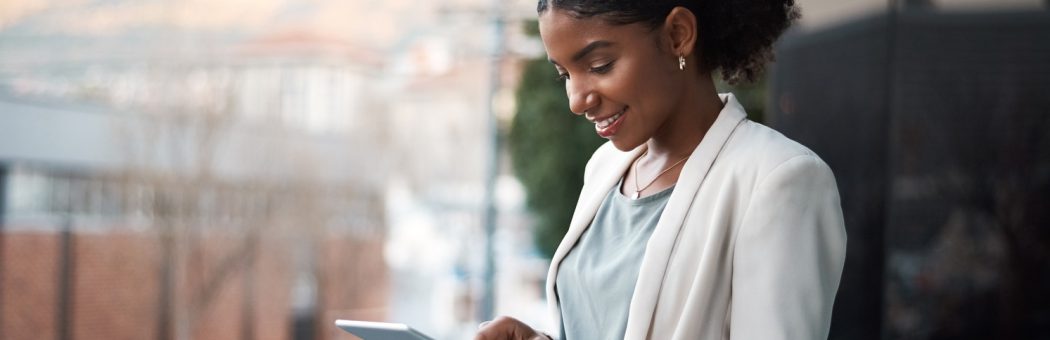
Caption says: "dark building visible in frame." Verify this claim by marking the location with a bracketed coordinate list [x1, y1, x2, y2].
[769, 9, 1050, 340]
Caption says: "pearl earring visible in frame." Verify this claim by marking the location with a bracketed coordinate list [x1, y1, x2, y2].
[678, 56, 686, 70]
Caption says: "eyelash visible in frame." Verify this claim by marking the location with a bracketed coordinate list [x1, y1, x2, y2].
[591, 61, 615, 74]
[555, 61, 616, 82]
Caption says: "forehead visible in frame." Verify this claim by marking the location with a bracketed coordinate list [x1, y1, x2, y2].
[538, 9, 651, 61]
[538, 9, 606, 38]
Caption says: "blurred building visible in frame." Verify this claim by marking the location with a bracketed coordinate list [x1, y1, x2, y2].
[796, 0, 1046, 29]
[0, 29, 391, 340]
[770, 1, 1050, 339]
[0, 1, 549, 340]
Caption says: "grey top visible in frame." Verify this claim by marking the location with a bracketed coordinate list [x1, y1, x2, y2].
[556, 179, 674, 340]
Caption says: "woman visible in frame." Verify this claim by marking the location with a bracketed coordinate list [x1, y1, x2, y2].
[476, 1, 846, 339]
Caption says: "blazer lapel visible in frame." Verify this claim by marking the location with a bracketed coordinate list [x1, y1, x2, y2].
[623, 93, 748, 339]
[546, 143, 645, 328]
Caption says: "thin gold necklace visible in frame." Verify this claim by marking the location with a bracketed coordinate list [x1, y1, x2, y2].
[631, 150, 689, 199]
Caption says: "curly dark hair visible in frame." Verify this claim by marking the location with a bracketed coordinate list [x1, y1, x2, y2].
[537, 0, 800, 84]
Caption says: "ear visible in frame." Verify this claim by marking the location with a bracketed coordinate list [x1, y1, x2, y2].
[662, 6, 698, 58]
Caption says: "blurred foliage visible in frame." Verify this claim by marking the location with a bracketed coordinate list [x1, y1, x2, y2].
[716, 76, 768, 124]
[510, 20, 770, 259]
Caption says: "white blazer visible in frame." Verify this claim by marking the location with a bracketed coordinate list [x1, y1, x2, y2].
[545, 93, 847, 340]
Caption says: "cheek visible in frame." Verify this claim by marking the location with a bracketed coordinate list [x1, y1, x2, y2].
[616, 59, 677, 117]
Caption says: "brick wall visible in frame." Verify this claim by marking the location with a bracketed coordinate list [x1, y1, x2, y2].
[1, 228, 389, 340]
[321, 237, 390, 340]
[73, 232, 160, 340]
[2, 232, 59, 340]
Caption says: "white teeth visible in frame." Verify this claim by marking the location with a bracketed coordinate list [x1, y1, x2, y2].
[595, 110, 624, 129]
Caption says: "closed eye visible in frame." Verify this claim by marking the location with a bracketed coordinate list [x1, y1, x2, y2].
[590, 61, 615, 74]
[553, 60, 614, 82]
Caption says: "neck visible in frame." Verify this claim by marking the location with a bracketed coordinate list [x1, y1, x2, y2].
[644, 74, 723, 161]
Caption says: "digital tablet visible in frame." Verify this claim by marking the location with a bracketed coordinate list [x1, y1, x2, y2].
[334, 319, 434, 340]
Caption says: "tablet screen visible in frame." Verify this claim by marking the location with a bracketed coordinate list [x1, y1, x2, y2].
[334, 319, 434, 340]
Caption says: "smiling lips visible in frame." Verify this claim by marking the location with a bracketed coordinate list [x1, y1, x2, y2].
[594, 106, 628, 138]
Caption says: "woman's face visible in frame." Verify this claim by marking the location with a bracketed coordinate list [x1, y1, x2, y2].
[539, 9, 683, 151]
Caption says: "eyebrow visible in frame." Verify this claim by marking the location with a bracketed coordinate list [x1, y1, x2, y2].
[548, 40, 615, 65]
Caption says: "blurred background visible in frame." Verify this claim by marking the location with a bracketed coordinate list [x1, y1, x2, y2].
[0, 0, 1047, 340]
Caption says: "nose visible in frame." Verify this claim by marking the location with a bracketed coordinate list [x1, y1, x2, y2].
[566, 78, 597, 116]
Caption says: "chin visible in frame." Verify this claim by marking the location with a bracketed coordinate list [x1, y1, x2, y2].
[609, 138, 644, 152]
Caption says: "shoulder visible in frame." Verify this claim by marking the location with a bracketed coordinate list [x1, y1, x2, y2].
[716, 119, 835, 185]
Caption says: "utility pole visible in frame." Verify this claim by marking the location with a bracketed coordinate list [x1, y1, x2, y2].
[479, 0, 506, 323]
[57, 216, 75, 340]
[878, 0, 899, 339]
[0, 163, 7, 340]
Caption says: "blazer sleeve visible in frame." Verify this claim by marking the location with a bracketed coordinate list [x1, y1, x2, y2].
[729, 154, 847, 339]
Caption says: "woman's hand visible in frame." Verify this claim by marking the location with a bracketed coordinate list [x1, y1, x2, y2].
[474, 316, 550, 340]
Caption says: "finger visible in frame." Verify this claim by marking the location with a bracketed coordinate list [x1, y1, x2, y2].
[477, 320, 491, 330]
